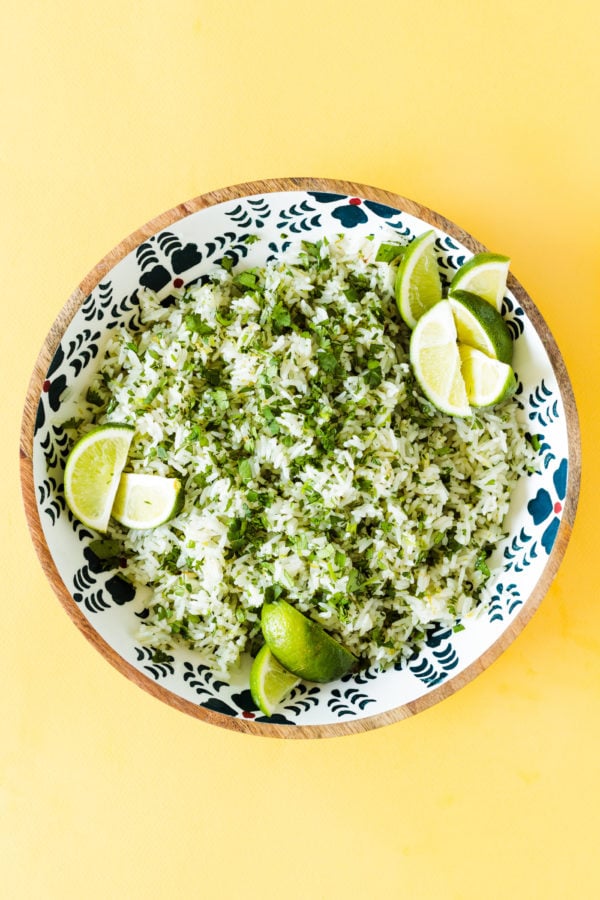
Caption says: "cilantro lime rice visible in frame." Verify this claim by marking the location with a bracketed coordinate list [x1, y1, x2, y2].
[80, 236, 533, 672]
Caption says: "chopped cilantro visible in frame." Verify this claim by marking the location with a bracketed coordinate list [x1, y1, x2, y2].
[271, 301, 292, 330]
[363, 359, 382, 388]
[141, 380, 165, 407]
[264, 583, 285, 603]
[227, 513, 268, 554]
[474, 550, 491, 578]
[234, 270, 262, 292]
[375, 242, 407, 263]
[184, 314, 215, 335]
[238, 458, 253, 484]
[85, 386, 105, 407]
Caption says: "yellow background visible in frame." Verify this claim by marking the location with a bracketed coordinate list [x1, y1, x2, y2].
[3, 2, 598, 897]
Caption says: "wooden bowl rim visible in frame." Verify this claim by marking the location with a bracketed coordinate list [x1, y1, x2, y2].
[19, 176, 582, 738]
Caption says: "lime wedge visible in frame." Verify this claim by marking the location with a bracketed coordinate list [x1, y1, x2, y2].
[111, 473, 184, 529]
[64, 424, 135, 532]
[395, 230, 442, 329]
[409, 300, 470, 417]
[249, 644, 300, 716]
[261, 599, 357, 683]
[449, 252, 510, 311]
[449, 290, 513, 364]
[459, 344, 517, 408]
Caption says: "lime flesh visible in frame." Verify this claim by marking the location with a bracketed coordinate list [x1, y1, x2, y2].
[249, 644, 300, 716]
[261, 599, 357, 683]
[449, 252, 510, 312]
[111, 473, 184, 529]
[449, 290, 513, 364]
[64, 424, 135, 532]
[458, 344, 517, 408]
[395, 230, 442, 329]
[409, 300, 470, 417]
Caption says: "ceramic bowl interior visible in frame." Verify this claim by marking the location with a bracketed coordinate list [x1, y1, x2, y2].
[20, 178, 580, 737]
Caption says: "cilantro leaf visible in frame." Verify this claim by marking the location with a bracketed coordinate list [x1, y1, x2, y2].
[184, 314, 215, 335]
[238, 458, 253, 484]
[271, 301, 292, 330]
[375, 242, 407, 264]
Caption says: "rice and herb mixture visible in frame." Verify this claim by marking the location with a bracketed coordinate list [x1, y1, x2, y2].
[81, 236, 533, 672]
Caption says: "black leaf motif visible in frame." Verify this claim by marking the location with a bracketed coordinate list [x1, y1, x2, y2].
[307, 192, 346, 203]
[388, 221, 411, 237]
[83, 546, 116, 575]
[226, 204, 252, 228]
[40, 428, 61, 470]
[81, 292, 96, 322]
[156, 232, 182, 254]
[183, 662, 228, 695]
[43, 498, 63, 525]
[136, 242, 159, 268]
[134, 646, 175, 680]
[230, 689, 257, 712]
[171, 243, 203, 273]
[432, 644, 459, 671]
[139, 265, 172, 293]
[363, 200, 399, 219]
[83, 282, 115, 323]
[200, 698, 238, 717]
[74, 564, 99, 591]
[46, 344, 65, 378]
[502, 296, 525, 337]
[34, 398, 45, 433]
[327, 688, 357, 717]
[80, 591, 111, 614]
[283, 684, 320, 714]
[247, 197, 272, 216]
[343, 666, 378, 684]
[45, 375, 67, 412]
[68, 339, 100, 377]
[255, 713, 295, 725]
[424, 624, 453, 648]
[488, 582, 522, 622]
[105, 575, 135, 605]
[37, 477, 52, 505]
[408, 657, 447, 688]
[203, 231, 238, 260]
[439, 235, 462, 251]
[527, 380, 559, 428]
[108, 290, 142, 331]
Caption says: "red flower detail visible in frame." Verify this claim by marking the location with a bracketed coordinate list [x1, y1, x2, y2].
[349, 197, 361, 206]
[554, 501, 562, 514]
[42, 380, 51, 392]
[173, 278, 184, 288]
[242, 710, 255, 719]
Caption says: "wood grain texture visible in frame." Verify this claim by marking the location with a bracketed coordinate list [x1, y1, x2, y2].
[19, 178, 581, 738]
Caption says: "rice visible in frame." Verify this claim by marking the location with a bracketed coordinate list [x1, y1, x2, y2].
[80, 235, 534, 673]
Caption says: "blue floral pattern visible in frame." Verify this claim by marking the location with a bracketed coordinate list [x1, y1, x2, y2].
[528, 458, 567, 554]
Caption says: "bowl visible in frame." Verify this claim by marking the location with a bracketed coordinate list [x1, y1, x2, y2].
[20, 178, 581, 737]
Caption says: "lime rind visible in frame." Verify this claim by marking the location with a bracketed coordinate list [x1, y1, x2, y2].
[458, 344, 517, 408]
[111, 473, 184, 529]
[449, 290, 513, 364]
[395, 230, 442, 329]
[249, 644, 300, 716]
[449, 252, 510, 312]
[261, 599, 357, 683]
[64, 424, 135, 532]
[409, 300, 470, 418]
